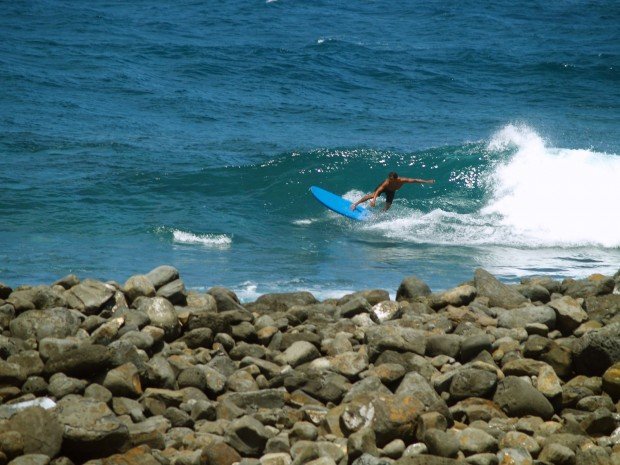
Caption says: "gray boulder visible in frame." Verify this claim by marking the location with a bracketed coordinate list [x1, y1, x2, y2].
[548, 296, 588, 335]
[424, 429, 459, 458]
[136, 297, 180, 341]
[178, 327, 213, 349]
[103, 362, 142, 398]
[123, 275, 156, 304]
[339, 290, 390, 306]
[64, 279, 115, 314]
[186, 291, 217, 313]
[145, 265, 179, 289]
[44, 344, 111, 377]
[474, 268, 527, 309]
[208, 286, 246, 312]
[7, 286, 66, 310]
[396, 276, 431, 302]
[53, 274, 80, 289]
[426, 334, 462, 358]
[156, 278, 187, 305]
[365, 326, 426, 361]
[338, 297, 372, 319]
[10, 308, 81, 342]
[497, 305, 556, 330]
[429, 284, 477, 310]
[396, 372, 451, 420]
[449, 368, 498, 401]
[255, 291, 318, 311]
[55, 395, 129, 460]
[493, 376, 554, 420]
[371, 301, 402, 322]
[516, 283, 550, 303]
[561, 274, 615, 298]
[276, 341, 320, 367]
[459, 334, 493, 362]
[8, 407, 63, 457]
[226, 415, 272, 457]
[572, 323, 620, 375]
[0, 282, 12, 299]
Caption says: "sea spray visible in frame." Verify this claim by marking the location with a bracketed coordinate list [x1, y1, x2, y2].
[483, 124, 620, 247]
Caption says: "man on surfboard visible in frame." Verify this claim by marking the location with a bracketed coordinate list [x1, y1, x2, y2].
[350, 171, 435, 212]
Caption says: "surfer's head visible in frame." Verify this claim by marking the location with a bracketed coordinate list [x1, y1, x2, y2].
[388, 171, 398, 179]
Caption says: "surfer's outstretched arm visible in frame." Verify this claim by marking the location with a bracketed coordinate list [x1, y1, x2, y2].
[401, 177, 435, 184]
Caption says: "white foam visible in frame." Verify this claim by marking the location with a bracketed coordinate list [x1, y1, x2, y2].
[482, 124, 620, 247]
[293, 218, 317, 226]
[232, 281, 368, 303]
[172, 230, 232, 248]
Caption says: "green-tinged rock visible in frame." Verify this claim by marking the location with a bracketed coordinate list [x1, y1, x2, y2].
[8, 407, 63, 458]
[44, 344, 111, 377]
[10, 309, 81, 342]
[56, 395, 129, 461]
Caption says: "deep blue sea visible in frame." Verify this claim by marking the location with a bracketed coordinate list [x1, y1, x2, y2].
[2, 1, 619, 300]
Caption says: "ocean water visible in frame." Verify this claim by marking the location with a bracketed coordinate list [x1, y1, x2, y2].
[1, 1, 619, 300]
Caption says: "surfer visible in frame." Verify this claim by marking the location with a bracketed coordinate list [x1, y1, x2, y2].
[350, 171, 435, 212]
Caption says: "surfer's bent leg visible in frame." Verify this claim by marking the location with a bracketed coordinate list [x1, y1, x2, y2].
[351, 193, 373, 210]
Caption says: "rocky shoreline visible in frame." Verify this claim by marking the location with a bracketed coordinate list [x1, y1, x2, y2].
[0, 267, 619, 465]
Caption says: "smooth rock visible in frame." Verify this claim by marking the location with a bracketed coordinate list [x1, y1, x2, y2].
[44, 344, 111, 377]
[123, 275, 156, 304]
[55, 395, 129, 460]
[424, 429, 459, 458]
[48, 372, 87, 398]
[429, 285, 477, 310]
[493, 376, 554, 420]
[573, 323, 620, 376]
[338, 298, 372, 319]
[103, 362, 142, 398]
[64, 279, 115, 314]
[602, 362, 620, 400]
[254, 292, 317, 311]
[474, 269, 528, 309]
[371, 301, 401, 323]
[496, 448, 532, 465]
[457, 427, 498, 455]
[156, 279, 187, 305]
[276, 341, 320, 367]
[497, 305, 556, 330]
[548, 296, 589, 335]
[449, 368, 498, 401]
[136, 297, 180, 341]
[145, 265, 179, 289]
[10, 309, 81, 342]
[7, 407, 63, 457]
[396, 276, 431, 302]
[365, 326, 426, 361]
[226, 415, 272, 457]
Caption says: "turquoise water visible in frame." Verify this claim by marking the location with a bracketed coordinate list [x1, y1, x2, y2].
[1, 1, 619, 299]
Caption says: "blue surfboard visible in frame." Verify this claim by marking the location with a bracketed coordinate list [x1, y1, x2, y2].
[310, 186, 371, 221]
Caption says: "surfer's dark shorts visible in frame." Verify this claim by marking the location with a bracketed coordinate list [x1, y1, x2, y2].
[382, 189, 395, 203]
[374, 183, 396, 203]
